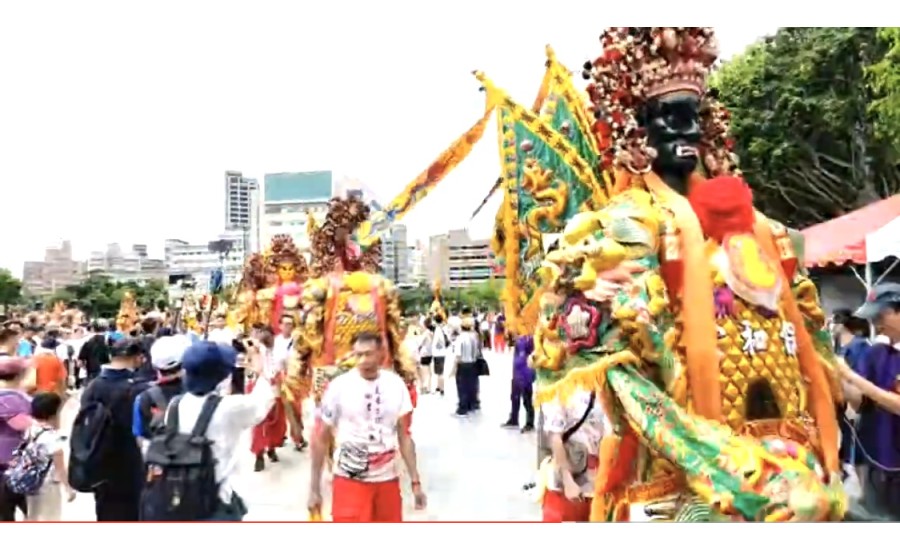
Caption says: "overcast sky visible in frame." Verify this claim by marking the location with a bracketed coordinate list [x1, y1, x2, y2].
[0, 1, 777, 275]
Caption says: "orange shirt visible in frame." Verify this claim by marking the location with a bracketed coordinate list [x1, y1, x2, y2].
[33, 353, 67, 394]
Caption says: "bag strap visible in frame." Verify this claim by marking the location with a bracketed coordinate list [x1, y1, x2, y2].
[562, 392, 595, 443]
[147, 385, 168, 412]
[190, 394, 222, 438]
[165, 394, 184, 435]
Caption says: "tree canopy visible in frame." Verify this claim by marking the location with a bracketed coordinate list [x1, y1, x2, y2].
[50, 273, 168, 320]
[0, 269, 23, 311]
[398, 279, 503, 316]
[714, 27, 900, 228]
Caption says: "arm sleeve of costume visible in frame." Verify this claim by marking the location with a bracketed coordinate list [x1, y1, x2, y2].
[786, 235, 843, 402]
[534, 190, 670, 406]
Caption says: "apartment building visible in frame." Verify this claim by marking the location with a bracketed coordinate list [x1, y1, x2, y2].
[427, 228, 501, 288]
[21, 240, 85, 296]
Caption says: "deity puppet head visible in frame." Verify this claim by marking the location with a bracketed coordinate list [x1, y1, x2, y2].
[264, 235, 308, 285]
[583, 27, 738, 191]
[240, 253, 269, 291]
[310, 195, 383, 277]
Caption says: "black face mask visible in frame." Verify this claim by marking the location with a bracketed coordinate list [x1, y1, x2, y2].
[642, 92, 702, 188]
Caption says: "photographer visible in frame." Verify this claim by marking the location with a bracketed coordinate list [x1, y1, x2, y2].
[160, 339, 277, 520]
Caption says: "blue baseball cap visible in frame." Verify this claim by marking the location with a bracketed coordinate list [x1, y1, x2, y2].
[181, 341, 237, 395]
[855, 282, 900, 320]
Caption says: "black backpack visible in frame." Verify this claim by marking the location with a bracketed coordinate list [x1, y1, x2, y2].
[140, 394, 222, 521]
[68, 383, 132, 492]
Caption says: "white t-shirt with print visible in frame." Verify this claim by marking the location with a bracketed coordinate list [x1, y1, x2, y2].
[431, 326, 449, 358]
[27, 424, 64, 484]
[320, 368, 413, 483]
[541, 389, 609, 493]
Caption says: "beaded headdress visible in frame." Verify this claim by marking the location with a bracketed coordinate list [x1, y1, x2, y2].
[265, 235, 309, 281]
[240, 252, 269, 291]
[582, 27, 736, 176]
[310, 195, 383, 276]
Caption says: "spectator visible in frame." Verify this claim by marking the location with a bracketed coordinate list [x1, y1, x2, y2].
[77, 320, 111, 388]
[502, 335, 535, 433]
[173, 340, 277, 520]
[25, 392, 75, 521]
[70, 338, 147, 521]
[0, 357, 32, 521]
[843, 283, 900, 520]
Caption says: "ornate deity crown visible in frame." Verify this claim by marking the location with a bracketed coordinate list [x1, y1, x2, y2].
[581, 28, 721, 174]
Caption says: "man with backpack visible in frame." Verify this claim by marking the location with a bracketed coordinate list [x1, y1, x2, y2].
[68, 338, 147, 521]
[77, 320, 111, 389]
[132, 335, 190, 449]
[141, 339, 277, 521]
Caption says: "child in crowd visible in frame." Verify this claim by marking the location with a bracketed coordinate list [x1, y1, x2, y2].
[27, 392, 75, 521]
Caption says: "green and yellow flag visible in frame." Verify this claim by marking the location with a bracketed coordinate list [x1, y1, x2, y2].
[475, 70, 599, 335]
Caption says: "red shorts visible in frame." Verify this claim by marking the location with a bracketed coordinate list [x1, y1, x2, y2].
[542, 490, 592, 522]
[331, 476, 402, 522]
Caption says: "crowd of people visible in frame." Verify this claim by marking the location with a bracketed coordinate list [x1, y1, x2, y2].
[0, 301, 436, 523]
[0, 279, 897, 523]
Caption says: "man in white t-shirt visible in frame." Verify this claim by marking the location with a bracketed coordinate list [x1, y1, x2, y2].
[308, 332, 426, 522]
[540, 388, 607, 522]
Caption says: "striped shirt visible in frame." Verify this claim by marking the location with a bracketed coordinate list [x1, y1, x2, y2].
[453, 331, 480, 364]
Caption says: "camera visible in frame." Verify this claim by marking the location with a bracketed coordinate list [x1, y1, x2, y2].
[232, 338, 253, 354]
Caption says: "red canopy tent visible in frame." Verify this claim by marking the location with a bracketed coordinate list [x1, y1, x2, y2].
[801, 194, 900, 268]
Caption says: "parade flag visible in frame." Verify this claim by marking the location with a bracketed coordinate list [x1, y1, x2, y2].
[354, 99, 497, 250]
[538, 45, 609, 203]
[470, 54, 557, 221]
[475, 70, 599, 335]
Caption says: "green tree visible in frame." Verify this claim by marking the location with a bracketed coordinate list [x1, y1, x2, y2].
[867, 27, 900, 146]
[398, 283, 432, 315]
[714, 27, 900, 228]
[57, 274, 168, 319]
[0, 269, 23, 311]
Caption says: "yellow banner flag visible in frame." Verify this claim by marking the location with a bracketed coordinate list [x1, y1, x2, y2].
[354, 98, 497, 249]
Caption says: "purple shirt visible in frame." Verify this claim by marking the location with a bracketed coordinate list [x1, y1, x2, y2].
[512, 336, 535, 388]
[0, 389, 31, 464]
[856, 344, 900, 469]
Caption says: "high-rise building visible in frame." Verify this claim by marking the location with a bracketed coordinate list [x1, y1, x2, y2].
[225, 171, 259, 255]
[381, 224, 412, 288]
[225, 171, 257, 229]
[427, 229, 502, 288]
[410, 240, 427, 285]
[260, 171, 334, 252]
[21, 240, 85, 296]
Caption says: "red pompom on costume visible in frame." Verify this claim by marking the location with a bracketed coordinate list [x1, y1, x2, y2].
[688, 176, 756, 243]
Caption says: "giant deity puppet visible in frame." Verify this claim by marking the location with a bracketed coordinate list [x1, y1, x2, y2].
[293, 194, 417, 406]
[492, 27, 845, 521]
[232, 236, 311, 452]
[116, 291, 139, 335]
